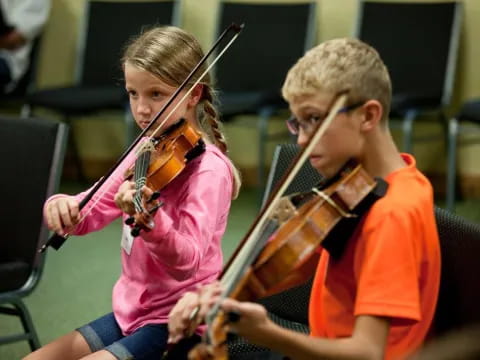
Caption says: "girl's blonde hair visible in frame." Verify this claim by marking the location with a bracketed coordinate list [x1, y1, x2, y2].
[122, 26, 241, 198]
[282, 38, 392, 124]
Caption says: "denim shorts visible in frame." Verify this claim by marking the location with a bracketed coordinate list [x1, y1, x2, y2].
[77, 312, 200, 360]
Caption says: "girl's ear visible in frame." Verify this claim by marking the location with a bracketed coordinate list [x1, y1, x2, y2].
[188, 84, 204, 108]
[360, 99, 383, 132]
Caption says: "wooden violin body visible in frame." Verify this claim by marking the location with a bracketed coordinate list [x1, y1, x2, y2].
[233, 161, 376, 300]
[132, 119, 205, 189]
[125, 119, 205, 236]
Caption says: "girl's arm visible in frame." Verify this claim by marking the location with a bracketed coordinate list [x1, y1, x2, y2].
[141, 167, 232, 280]
[43, 154, 133, 235]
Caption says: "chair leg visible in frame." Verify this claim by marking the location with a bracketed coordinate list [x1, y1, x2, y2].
[257, 106, 275, 204]
[446, 117, 458, 212]
[21, 104, 32, 118]
[9, 298, 40, 351]
[402, 109, 418, 154]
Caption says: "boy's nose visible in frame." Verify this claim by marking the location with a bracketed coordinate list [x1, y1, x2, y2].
[296, 129, 309, 148]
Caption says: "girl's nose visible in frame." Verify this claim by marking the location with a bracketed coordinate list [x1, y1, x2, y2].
[136, 98, 151, 115]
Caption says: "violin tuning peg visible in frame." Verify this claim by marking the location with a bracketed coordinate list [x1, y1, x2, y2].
[151, 191, 161, 201]
[125, 216, 135, 225]
[131, 226, 141, 237]
[148, 202, 164, 214]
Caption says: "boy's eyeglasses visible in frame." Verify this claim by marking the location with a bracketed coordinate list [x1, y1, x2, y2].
[286, 101, 366, 135]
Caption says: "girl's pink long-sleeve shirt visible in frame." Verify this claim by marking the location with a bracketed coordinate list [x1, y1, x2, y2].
[44, 143, 234, 334]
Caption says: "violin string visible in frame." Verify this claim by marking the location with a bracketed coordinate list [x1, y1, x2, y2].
[217, 94, 349, 305]
[133, 150, 150, 213]
[74, 150, 138, 226]
[222, 94, 348, 289]
[67, 32, 242, 233]
[219, 219, 273, 291]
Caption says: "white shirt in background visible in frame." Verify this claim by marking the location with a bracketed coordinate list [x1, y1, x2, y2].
[0, 0, 51, 92]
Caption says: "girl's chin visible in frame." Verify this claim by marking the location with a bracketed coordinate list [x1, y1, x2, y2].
[138, 122, 150, 129]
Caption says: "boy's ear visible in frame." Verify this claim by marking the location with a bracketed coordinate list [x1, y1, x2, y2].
[360, 99, 383, 132]
[188, 84, 204, 107]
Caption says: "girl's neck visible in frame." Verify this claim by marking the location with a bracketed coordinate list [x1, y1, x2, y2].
[185, 112, 214, 146]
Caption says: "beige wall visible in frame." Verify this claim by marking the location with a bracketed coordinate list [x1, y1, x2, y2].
[34, 0, 480, 181]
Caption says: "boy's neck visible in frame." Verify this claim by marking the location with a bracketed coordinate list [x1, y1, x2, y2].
[360, 128, 407, 179]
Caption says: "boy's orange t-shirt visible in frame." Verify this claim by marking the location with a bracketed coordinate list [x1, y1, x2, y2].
[309, 154, 441, 360]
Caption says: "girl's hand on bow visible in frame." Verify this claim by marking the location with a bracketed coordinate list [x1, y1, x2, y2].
[45, 197, 80, 236]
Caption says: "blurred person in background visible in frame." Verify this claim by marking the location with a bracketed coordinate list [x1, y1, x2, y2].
[0, 0, 51, 94]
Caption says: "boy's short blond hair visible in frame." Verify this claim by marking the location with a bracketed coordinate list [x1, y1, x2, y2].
[282, 38, 392, 123]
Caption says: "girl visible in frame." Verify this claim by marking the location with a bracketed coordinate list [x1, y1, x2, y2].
[25, 26, 241, 360]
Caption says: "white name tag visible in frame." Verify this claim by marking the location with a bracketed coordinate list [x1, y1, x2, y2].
[121, 224, 135, 255]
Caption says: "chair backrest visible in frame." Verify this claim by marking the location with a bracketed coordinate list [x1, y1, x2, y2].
[77, 0, 181, 87]
[213, 1, 316, 98]
[433, 207, 480, 336]
[262, 143, 322, 206]
[355, 1, 462, 110]
[0, 117, 68, 297]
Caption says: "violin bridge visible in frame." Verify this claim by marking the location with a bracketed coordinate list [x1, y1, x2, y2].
[270, 196, 297, 225]
[312, 188, 357, 218]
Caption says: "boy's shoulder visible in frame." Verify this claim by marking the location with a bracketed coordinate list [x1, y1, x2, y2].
[365, 162, 434, 228]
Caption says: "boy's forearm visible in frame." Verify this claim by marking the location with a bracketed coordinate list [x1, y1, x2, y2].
[255, 322, 383, 360]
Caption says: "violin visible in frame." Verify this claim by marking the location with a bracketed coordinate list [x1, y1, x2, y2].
[187, 94, 387, 359]
[124, 119, 206, 237]
[190, 163, 385, 359]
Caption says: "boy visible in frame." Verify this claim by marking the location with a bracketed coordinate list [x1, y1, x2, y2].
[168, 38, 440, 360]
